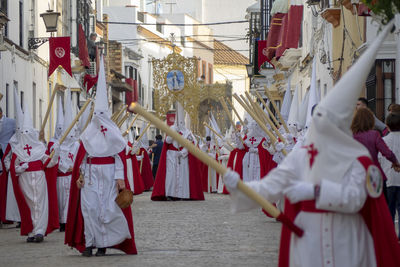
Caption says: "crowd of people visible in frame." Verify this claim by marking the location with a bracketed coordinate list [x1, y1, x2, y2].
[0, 22, 399, 267]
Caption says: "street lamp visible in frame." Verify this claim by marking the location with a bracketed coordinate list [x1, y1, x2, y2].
[28, 9, 60, 50]
[245, 64, 254, 78]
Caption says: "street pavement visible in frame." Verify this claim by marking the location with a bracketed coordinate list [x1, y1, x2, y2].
[0, 192, 281, 267]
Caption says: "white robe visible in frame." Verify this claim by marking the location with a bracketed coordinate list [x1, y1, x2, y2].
[201, 144, 218, 193]
[3, 152, 20, 222]
[230, 147, 377, 267]
[56, 141, 80, 224]
[242, 136, 263, 183]
[165, 137, 190, 199]
[80, 154, 131, 248]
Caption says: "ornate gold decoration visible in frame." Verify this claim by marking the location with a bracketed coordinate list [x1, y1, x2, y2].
[153, 51, 231, 135]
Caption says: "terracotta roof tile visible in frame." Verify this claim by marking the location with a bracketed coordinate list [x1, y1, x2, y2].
[214, 40, 249, 65]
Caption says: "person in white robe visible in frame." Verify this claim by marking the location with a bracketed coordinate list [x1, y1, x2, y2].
[223, 21, 397, 267]
[69, 55, 134, 256]
[56, 89, 80, 231]
[10, 102, 59, 242]
[164, 103, 191, 199]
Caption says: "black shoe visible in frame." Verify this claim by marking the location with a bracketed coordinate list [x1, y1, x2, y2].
[34, 234, 44, 243]
[82, 247, 93, 257]
[16, 222, 21, 228]
[95, 248, 106, 256]
[26, 236, 35, 243]
[59, 223, 65, 232]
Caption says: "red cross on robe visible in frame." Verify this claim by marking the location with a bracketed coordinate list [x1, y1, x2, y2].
[24, 144, 32, 156]
[302, 143, 318, 168]
[249, 137, 257, 145]
[100, 125, 107, 136]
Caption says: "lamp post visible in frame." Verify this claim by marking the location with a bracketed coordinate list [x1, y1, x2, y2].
[28, 9, 60, 50]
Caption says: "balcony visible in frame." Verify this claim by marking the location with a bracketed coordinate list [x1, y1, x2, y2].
[320, 0, 341, 28]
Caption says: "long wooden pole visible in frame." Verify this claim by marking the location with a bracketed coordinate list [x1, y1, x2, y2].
[122, 114, 140, 137]
[81, 102, 95, 133]
[219, 97, 244, 145]
[112, 104, 127, 123]
[135, 122, 151, 144]
[244, 92, 287, 144]
[263, 88, 290, 133]
[117, 112, 130, 128]
[226, 98, 244, 126]
[40, 85, 58, 133]
[234, 94, 287, 155]
[128, 102, 302, 236]
[203, 122, 235, 151]
[48, 98, 92, 159]
[254, 91, 281, 128]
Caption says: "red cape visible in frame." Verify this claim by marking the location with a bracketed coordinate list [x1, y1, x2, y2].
[9, 153, 59, 235]
[278, 156, 400, 267]
[45, 141, 60, 231]
[151, 143, 204, 201]
[0, 144, 11, 222]
[65, 142, 137, 254]
[130, 154, 145, 195]
[139, 147, 154, 190]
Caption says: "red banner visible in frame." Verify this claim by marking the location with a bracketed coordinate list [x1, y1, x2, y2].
[79, 24, 90, 68]
[83, 74, 98, 92]
[48, 37, 72, 77]
[257, 40, 274, 69]
[166, 113, 176, 126]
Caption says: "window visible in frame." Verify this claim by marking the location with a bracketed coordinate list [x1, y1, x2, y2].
[317, 80, 321, 100]
[19, 0, 23, 47]
[180, 36, 185, 47]
[137, 11, 144, 22]
[125, 66, 134, 79]
[202, 61, 206, 81]
[20, 91, 24, 112]
[208, 64, 213, 84]
[39, 98, 43, 129]
[32, 82, 36, 127]
[5, 83, 9, 116]
[366, 59, 396, 121]
[156, 23, 163, 33]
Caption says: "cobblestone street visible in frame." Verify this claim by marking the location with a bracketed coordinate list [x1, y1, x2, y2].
[0, 192, 281, 267]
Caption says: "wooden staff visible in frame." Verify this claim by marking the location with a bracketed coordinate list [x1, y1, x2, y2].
[117, 112, 130, 128]
[48, 98, 92, 159]
[263, 88, 290, 133]
[135, 122, 151, 144]
[254, 91, 281, 128]
[234, 95, 287, 155]
[112, 104, 127, 123]
[203, 122, 235, 151]
[40, 85, 61, 133]
[244, 92, 287, 144]
[122, 114, 140, 137]
[226, 98, 244, 125]
[219, 97, 244, 145]
[128, 103, 302, 236]
[81, 102, 95, 133]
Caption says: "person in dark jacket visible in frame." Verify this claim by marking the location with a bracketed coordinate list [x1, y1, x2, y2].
[151, 134, 163, 178]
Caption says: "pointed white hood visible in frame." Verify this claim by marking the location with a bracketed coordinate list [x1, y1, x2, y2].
[53, 95, 64, 141]
[280, 78, 292, 122]
[62, 88, 79, 143]
[297, 90, 309, 129]
[137, 120, 149, 150]
[303, 20, 394, 184]
[287, 85, 300, 127]
[80, 55, 126, 157]
[13, 89, 24, 131]
[10, 101, 46, 162]
[306, 57, 319, 128]
[9, 89, 24, 152]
